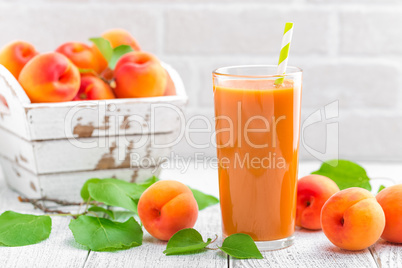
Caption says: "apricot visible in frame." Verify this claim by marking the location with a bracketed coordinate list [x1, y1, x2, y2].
[18, 52, 80, 103]
[0, 41, 38, 79]
[74, 75, 115, 101]
[114, 51, 167, 98]
[102, 28, 141, 51]
[164, 71, 177, 96]
[137, 180, 198, 241]
[321, 187, 385, 251]
[296, 175, 340, 230]
[92, 29, 141, 75]
[376, 184, 402, 243]
[56, 42, 105, 74]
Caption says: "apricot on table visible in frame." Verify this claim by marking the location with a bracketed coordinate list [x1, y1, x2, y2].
[296, 175, 340, 230]
[321, 187, 385, 251]
[56, 42, 105, 74]
[138, 180, 198, 241]
[74, 75, 115, 101]
[376, 184, 402, 243]
[18, 52, 80, 103]
[114, 51, 167, 98]
[0, 41, 38, 79]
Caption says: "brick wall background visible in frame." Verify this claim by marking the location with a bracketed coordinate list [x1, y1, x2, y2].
[1, 0, 401, 162]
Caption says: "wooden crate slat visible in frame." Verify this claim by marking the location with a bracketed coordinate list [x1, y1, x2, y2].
[33, 132, 175, 174]
[39, 166, 161, 201]
[1, 156, 161, 201]
[0, 65, 31, 140]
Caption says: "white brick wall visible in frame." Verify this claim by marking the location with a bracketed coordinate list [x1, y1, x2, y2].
[1, 0, 401, 161]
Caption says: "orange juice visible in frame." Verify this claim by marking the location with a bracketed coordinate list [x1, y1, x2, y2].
[213, 74, 302, 244]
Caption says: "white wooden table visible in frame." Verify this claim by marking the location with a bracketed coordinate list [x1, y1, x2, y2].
[0, 161, 401, 268]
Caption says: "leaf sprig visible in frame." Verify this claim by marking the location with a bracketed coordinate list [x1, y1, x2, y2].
[163, 228, 263, 259]
[0, 176, 221, 254]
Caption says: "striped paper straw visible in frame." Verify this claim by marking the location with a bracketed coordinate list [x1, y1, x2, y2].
[275, 22, 294, 85]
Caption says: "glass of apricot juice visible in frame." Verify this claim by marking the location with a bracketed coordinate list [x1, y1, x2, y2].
[213, 65, 302, 250]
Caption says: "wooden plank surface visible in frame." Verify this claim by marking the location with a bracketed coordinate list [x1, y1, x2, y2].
[228, 162, 402, 268]
[371, 240, 402, 268]
[1, 162, 402, 268]
[84, 205, 227, 268]
[0, 173, 90, 268]
[230, 229, 378, 268]
[82, 161, 226, 267]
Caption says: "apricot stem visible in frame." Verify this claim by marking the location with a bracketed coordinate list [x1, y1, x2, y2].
[18, 196, 101, 206]
[19, 197, 77, 218]
[210, 234, 218, 244]
[45, 213, 82, 217]
[205, 234, 219, 250]
[18, 196, 82, 206]
[18, 196, 105, 219]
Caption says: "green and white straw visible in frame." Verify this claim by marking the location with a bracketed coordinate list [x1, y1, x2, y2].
[275, 22, 294, 85]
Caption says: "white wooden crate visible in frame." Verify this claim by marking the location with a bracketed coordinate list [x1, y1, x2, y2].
[0, 63, 187, 200]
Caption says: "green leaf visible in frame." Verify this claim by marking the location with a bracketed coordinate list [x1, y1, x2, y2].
[129, 176, 160, 200]
[87, 179, 141, 212]
[90, 37, 113, 62]
[81, 177, 160, 212]
[109, 45, 133, 70]
[140, 176, 160, 188]
[88, 206, 115, 219]
[69, 215, 142, 251]
[218, 233, 263, 259]
[311, 159, 372, 191]
[377, 185, 386, 193]
[190, 188, 219, 211]
[0, 211, 52, 247]
[81, 178, 101, 200]
[112, 211, 136, 222]
[163, 228, 212, 255]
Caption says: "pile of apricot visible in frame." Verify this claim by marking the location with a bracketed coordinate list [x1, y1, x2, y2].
[0, 29, 175, 103]
[297, 175, 402, 250]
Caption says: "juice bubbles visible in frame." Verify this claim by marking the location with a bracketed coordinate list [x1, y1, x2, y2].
[213, 66, 302, 249]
